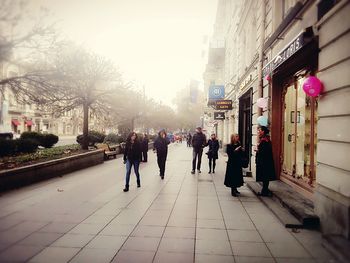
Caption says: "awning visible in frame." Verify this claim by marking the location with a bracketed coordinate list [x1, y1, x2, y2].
[25, 120, 33, 126]
[12, 119, 20, 126]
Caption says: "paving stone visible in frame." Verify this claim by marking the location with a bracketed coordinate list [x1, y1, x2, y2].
[19, 232, 63, 247]
[266, 242, 312, 258]
[231, 241, 272, 257]
[195, 239, 232, 255]
[158, 237, 195, 253]
[121, 237, 160, 251]
[196, 228, 228, 240]
[86, 235, 127, 249]
[38, 222, 77, 234]
[154, 251, 193, 263]
[163, 227, 196, 239]
[29, 247, 80, 263]
[100, 224, 135, 236]
[111, 250, 155, 263]
[196, 219, 225, 229]
[131, 225, 165, 238]
[0, 245, 44, 262]
[70, 248, 117, 263]
[227, 230, 263, 242]
[68, 223, 107, 235]
[195, 254, 235, 263]
[235, 256, 275, 263]
[51, 233, 95, 248]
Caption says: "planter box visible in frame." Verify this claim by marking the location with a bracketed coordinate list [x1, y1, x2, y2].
[0, 150, 104, 192]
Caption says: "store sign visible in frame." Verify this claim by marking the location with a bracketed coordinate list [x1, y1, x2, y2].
[263, 32, 305, 78]
[214, 112, 225, 120]
[215, 100, 232, 110]
[209, 85, 225, 99]
[239, 74, 253, 91]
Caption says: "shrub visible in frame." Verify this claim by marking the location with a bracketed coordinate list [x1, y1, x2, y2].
[20, 132, 58, 148]
[40, 134, 59, 148]
[16, 139, 39, 153]
[20, 132, 42, 143]
[104, 133, 124, 144]
[0, 139, 17, 157]
[77, 130, 106, 146]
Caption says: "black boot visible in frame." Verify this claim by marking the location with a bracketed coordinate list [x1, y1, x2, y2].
[123, 186, 129, 192]
[231, 188, 237, 196]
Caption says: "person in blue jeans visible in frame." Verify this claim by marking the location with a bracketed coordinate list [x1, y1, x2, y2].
[123, 132, 142, 192]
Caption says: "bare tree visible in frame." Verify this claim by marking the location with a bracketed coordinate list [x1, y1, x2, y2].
[0, 0, 58, 96]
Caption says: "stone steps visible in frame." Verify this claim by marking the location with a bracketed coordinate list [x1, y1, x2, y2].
[247, 180, 320, 229]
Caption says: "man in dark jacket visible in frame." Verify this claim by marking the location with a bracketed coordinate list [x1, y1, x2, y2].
[141, 134, 149, 162]
[191, 127, 207, 174]
[153, 129, 170, 179]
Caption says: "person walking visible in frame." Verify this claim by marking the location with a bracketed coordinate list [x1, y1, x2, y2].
[141, 134, 149, 162]
[187, 133, 192, 147]
[207, 133, 220, 174]
[123, 132, 142, 192]
[224, 134, 244, 196]
[191, 127, 207, 174]
[153, 129, 170, 179]
[256, 126, 276, 196]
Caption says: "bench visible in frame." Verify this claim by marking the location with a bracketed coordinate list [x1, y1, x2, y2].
[96, 143, 117, 160]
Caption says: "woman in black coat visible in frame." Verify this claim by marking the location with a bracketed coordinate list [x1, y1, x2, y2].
[207, 133, 220, 173]
[153, 129, 170, 179]
[255, 126, 276, 196]
[123, 132, 142, 192]
[224, 134, 244, 196]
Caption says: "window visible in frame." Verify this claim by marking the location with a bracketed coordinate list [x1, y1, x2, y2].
[283, 0, 296, 19]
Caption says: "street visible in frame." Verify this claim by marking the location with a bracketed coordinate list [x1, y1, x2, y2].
[55, 136, 78, 147]
[0, 143, 336, 263]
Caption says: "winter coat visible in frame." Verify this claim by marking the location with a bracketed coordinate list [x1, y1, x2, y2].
[206, 139, 219, 159]
[141, 138, 149, 152]
[255, 136, 276, 182]
[224, 143, 244, 188]
[154, 136, 170, 156]
[123, 140, 142, 162]
[192, 132, 206, 151]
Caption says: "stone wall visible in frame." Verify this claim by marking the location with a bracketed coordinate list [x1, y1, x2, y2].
[315, 0, 350, 239]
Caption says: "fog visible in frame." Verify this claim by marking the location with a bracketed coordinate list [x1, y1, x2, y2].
[28, 0, 218, 105]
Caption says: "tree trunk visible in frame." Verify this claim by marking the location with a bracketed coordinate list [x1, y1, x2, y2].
[82, 103, 89, 150]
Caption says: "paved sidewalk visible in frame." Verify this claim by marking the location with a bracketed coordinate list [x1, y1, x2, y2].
[0, 143, 336, 262]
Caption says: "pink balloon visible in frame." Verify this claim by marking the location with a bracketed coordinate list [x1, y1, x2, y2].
[302, 76, 322, 97]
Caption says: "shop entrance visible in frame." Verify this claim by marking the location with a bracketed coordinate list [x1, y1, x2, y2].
[282, 76, 318, 190]
[239, 88, 252, 170]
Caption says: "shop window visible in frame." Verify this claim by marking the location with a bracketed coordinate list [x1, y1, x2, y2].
[318, 0, 339, 20]
[282, 76, 318, 189]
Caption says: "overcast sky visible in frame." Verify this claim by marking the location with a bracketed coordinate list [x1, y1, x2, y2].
[30, 0, 218, 106]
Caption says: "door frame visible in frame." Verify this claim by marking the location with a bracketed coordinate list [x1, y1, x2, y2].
[270, 40, 318, 197]
[239, 88, 253, 170]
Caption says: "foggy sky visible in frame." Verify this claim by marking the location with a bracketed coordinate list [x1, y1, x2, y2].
[29, 0, 218, 106]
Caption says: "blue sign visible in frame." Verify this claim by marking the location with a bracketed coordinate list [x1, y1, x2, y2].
[209, 85, 225, 99]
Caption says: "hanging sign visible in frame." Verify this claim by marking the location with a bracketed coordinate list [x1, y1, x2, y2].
[215, 100, 232, 110]
[214, 112, 225, 120]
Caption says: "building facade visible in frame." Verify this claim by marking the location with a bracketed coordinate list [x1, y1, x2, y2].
[204, 0, 350, 240]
